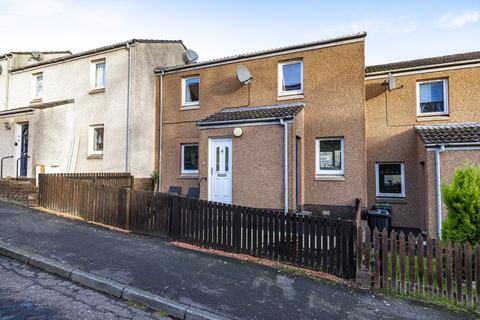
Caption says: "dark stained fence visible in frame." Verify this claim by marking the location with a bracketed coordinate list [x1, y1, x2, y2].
[38, 174, 128, 229]
[44, 173, 133, 188]
[357, 225, 480, 311]
[168, 196, 356, 279]
[38, 174, 356, 279]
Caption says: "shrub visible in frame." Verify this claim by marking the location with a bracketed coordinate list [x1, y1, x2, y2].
[151, 171, 160, 190]
[441, 165, 480, 243]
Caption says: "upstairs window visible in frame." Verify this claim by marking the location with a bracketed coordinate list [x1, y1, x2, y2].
[32, 73, 44, 100]
[417, 79, 448, 116]
[88, 124, 104, 156]
[91, 59, 106, 89]
[376, 163, 405, 198]
[278, 60, 303, 96]
[181, 144, 199, 175]
[316, 138, 344, 176]
[182, 76, 200, 107]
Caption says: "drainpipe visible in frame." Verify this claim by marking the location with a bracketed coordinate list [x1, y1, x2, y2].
[434, 145, 445, 239]
[158, 70, 165, 192]
[280, 119, 288, 214]
[4, 55, 10, 109]
[125, 43, 132, 173]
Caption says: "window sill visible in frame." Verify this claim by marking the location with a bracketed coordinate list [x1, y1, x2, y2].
[180, 174, 198, 179]
[416, 115, 450, 122]
[30, 98, 43, 104]
[89, 88, 105, 95]
[180, 105, 200, 111]
[376, 197, 407, 204]
[87, 154, 103, 159]
[315, 175, 345, 181]
[277, 94, 304, 101]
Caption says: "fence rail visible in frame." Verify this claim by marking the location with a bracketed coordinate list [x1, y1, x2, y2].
[357, 226, 480, 311]
[44, 173, 133, 188]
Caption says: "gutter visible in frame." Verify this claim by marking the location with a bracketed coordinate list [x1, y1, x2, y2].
[158, 70, 165, 192]
[434, 145, 445, 239]
[280, 119, 289, 214]
[197, 116, 295, 127]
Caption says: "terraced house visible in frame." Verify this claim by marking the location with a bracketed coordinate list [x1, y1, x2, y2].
[0, 40, 186, 188]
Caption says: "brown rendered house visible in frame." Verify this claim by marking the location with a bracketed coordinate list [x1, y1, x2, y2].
[154, 32, 480, 238]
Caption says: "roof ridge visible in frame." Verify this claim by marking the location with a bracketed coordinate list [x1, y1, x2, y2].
[416, 122, 480, 130]
[221, 102, 305, 113]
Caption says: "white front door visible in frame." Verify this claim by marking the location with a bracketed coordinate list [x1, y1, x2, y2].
[209, 138, 232, 204]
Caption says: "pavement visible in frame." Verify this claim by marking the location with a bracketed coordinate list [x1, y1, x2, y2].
[0, 255, 171, 320]
[0, 200, 476, 320]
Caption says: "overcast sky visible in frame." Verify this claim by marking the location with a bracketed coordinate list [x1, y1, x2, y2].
[1, 0, 479, 65]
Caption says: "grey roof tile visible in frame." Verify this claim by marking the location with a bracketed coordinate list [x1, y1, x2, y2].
[416, 122, 480, 145]
[197, 102, 304, 126]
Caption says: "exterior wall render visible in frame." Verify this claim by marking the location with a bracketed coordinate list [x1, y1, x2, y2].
[159, 40, 366, 212]
[366, 65, 480, 232]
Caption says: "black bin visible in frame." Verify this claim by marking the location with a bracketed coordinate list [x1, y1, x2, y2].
[366, 208, 391, 232]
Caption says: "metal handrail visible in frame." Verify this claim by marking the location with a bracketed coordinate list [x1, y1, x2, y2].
[16, 156, 30, 180]
[1, 156, 13, 179]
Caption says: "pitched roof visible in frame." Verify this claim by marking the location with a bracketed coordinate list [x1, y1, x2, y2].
[9, 39, 185, 72]
[416, 123, 480, 145]
[197, 102, 304, 126]
[366, 50, 480, 76]
[156, 32, 367, 74]
[0, 51, 72, 60]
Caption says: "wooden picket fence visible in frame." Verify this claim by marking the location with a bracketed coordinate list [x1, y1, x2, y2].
[357, 225, 480, 311]
[170, 196, 356, 279]
[38, 174, 129, 229]
[37, 174, 356, 279]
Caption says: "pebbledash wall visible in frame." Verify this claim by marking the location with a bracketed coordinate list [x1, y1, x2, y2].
[366, 64, 480, 235]
[156, 33, 367, 213]
[0, 41, 186, 188]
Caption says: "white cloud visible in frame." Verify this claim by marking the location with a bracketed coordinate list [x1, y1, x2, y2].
[440, 11, 480, 28]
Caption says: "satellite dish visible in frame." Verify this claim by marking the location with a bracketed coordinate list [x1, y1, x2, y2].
[388, 73, 396, 91]
[31, 51, 42, 61]
[184, 49, 199, 64]
[236, 65, 252, 85]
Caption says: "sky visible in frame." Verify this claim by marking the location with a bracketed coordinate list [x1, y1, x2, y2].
[0, 0, 479, 65]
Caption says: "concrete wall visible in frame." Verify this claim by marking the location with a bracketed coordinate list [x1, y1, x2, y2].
[0, 42, 185, 179]
[159, 39, 366, 211]
[365, 66, 480, 231]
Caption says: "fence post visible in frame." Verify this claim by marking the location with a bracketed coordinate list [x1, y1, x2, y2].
[124, 188, 131, 230]
[355, 225, 372, 289]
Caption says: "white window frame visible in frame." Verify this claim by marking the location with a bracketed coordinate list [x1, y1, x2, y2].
[181, 143, 199, 175]
[375, 162, 406, 198]
[91, 59, 106, 89]
[181, 76, 200, 107]
[88, 124, 104, 156]
[278, 60, 304, 97]
[31, 72, 44, 100]
[416, 79, 449, 116]
[315, 138, 344, 176]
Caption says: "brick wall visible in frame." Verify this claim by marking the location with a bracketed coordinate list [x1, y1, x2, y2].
[0, 180, 38, 206]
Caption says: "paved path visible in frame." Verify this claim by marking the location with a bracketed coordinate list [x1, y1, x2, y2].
[0, 255, 171, 319]
[0, 201, 475, 320]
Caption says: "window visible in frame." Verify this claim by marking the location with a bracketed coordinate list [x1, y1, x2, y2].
[417, 79, 448, 116]
[278, 60, 303, 96]
[181, 144, 199, 175]
[88, 125, 104, 156]
[32, 73, 44, 100]
[315, 138, 344, 175]
[91, 60, 106, 89]
[182, 76, 200, 107]
[375, 163, 405, 198]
